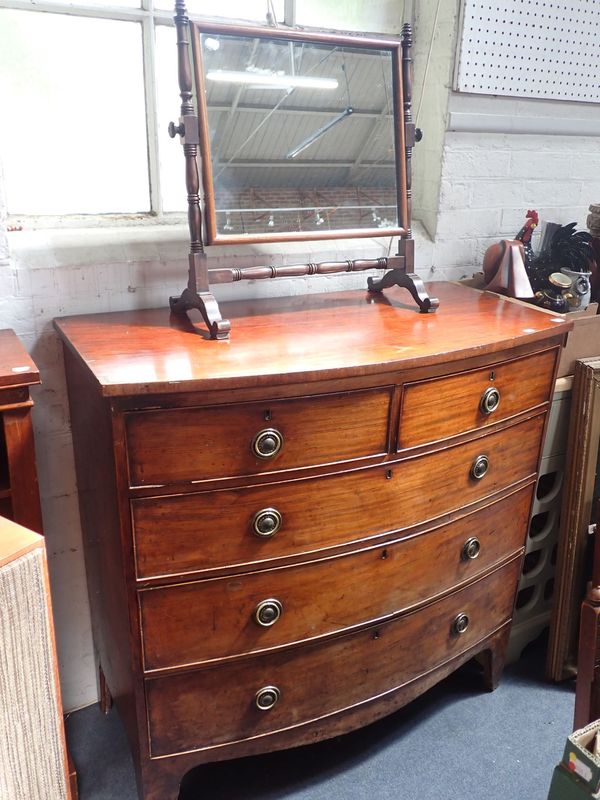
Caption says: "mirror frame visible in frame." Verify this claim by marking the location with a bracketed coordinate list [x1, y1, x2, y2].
[189, 20, 409, 246]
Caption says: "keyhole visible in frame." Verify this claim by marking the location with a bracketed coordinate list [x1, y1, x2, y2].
[264, 409, 272, 421]
[372, 630, 381, 640]
[386, 469, 393, 480]
[489, 371, 496, 381]
[381, 549, 388, 560]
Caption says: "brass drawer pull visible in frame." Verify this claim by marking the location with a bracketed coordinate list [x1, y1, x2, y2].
[470, 454, 489, 480]
[462, 537, 481, 561]
[252, 428, 284, 459]
[252, 508, 283, 538]
[480, 386, 501, 415]
[254, 598, 283, 627]
[452, 613, 470, 635]
[255, 685, 280, 710]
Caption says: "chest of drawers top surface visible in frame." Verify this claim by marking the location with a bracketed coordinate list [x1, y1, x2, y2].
[53, 283, 570, 397]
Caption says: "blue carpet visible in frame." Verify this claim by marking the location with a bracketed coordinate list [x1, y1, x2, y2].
[66, 638, 574, 799]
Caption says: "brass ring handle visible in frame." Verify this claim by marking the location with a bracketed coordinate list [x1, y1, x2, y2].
[470, 454, 489, 480]
[252, 428, 284, 459]
[480, 386, 500, 415]
[254, 598, 283, 627]
[452, 613, 470, 635]
[255, 685, 280, 710]
[462, 537, 481, 561]
[252, 508, 283, 538]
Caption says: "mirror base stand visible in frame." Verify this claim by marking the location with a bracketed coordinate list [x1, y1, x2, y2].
[367, 270, 439, 313]
[367, 242, 439, 313]
[170, 253, 231, 339]
[169, 289, 231, 339]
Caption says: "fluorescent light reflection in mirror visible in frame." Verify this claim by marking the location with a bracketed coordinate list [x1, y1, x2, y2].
[206, 70, 338, 91]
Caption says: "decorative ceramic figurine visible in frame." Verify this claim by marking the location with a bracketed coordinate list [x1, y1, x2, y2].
[515, 209, 539, 270]
[534, 272, 573, 313]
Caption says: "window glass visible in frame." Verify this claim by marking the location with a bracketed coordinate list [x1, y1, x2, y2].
[295, 0, 404, 34]
[61, 0, 141, 6]
[154, 0, 284, 22]
[155, 24, 187, 213]
[0, 10, 149, 214]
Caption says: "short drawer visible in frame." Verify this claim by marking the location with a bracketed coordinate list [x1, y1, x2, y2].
[125, 388, 392, 487]
[398, 348, 557, 450]
[145, 556, 521, 757]
[132, 414, 544, 579]
[139, 485, 532, 670]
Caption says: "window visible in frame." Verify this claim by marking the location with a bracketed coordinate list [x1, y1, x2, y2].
[0, 0, 286, 220]
[0, 0, 402, 221]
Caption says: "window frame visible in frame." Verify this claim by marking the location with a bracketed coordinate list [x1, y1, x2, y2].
[0, 0, 296, 223]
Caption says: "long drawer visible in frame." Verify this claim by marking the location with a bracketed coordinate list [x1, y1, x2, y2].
[145, 556, 521, 757]
[139, 485, 532, 670]
[132, 414, 544, 579]
[125, 388, 392, 487]
[398, 347, 557, 450]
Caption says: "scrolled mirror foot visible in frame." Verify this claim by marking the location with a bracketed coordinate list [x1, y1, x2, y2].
[169, 288, 231, 339]
[367, 270, 439, 313]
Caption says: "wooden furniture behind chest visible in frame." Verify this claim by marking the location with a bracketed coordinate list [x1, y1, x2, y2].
[0, 329, 43, 532]
[55, 283, 571, 800]
[0, 516, 71, 800]
[0, 328, 77, 798]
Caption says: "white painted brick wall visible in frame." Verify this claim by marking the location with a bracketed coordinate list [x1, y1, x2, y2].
[437, 130, 599, 274]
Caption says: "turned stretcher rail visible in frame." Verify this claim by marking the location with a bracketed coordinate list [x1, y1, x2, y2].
[209, 257, 401, 284]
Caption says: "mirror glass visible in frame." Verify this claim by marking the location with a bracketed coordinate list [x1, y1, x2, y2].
[196, 27, 402, 242]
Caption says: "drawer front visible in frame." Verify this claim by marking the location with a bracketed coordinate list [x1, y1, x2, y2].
[398, 348, 557, 450]
[125, 389, 392, 487]
[139, 486, 532, 670]
[145, 556, 521, 756]
[132, 414, 544, 579]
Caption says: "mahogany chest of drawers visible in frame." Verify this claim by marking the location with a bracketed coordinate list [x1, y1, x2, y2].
[54, 283, 571, 800]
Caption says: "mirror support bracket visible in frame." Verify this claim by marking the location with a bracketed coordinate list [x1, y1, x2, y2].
[367, 241, 439, 313]
[366, 24, 438, 314]
[169, 253, 231, 339]
[169, 0, 230, 338]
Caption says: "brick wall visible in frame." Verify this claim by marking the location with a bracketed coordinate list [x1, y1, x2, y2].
[436, 131, 600, 270]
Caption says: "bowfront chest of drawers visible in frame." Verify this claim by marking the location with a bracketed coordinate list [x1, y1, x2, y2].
[55, 283, 571, 800]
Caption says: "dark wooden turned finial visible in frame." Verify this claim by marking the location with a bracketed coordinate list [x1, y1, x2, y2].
[401, 22, 413, 47]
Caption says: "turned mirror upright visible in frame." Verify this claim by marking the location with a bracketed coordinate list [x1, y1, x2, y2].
[168, 0, 438, 338]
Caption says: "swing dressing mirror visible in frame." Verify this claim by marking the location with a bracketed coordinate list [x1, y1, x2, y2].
[169, 3, 437, 339]
[191, 21, 409, 244]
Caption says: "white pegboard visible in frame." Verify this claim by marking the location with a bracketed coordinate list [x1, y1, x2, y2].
[455, 0, 600, 103]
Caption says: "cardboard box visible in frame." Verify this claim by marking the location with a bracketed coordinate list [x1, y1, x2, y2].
[557, 302, 600, 377]
[547, 720, 600, 799]
[457, 275, 600, 378]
